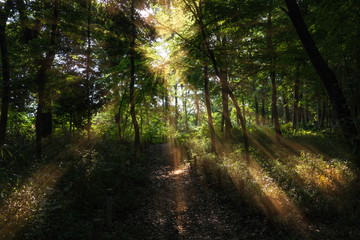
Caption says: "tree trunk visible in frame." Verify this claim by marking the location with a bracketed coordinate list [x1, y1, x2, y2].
[174, 83, 178, 129]
[86, 0, 92, 140]
[220, 68, 232, 140]
[255, 95, 260, 125]
[271, 71, 282, 142]
[204, 66, 216, 152]
[182, 85, 188, 131]
[283, 95, 291, 123]
[194, 94, 200, 126]
[319, 100, 326, 129]
[285, 0, 359, 144]
[228, 88, 250, 162]
[196, 10, 231, 140]
[35, 0, 59, 158]
[262, 98, 266, 125]
[267, 12, 282, 142]
[165, 84, 169, 125]
[242, 98, 246, 126]
[0, 1, 12, 145]
[130, 0, 140, 152]
[293, 64, 300, 131]
[219, 37, 232, 141]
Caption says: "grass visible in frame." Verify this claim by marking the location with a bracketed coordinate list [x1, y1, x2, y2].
[0, 135, 150, 240]
[1, 126, 359, 239]
[185, 126, 360, 239]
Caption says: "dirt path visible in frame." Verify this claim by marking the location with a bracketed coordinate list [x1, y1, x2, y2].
[124, 143, 276, 240]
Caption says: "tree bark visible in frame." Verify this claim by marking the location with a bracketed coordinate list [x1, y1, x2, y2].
[130, 0, 140, 151]
[293, 64, 300, 130]
[86, 0, 92, 140]
[35, 0, 59, 158]
[182, 85, 188, 131]
[204, 66, 216, 152]
[194, 94, 200, 126]
[174, 83, 178, 129]
[283, 95, 291, 123]
[242, 98, 246, 126]
[220, 67, 232, 141]
[228, 88, 250, 162]
[284, 0, 359, 143]
[262, 98, 266, 125]
[0, 1, 12, 145]
[271, 71, 282, 142]
[219, 35, 232, 141]
[255, 95, 260, 125]
[267, 12, 282, 142]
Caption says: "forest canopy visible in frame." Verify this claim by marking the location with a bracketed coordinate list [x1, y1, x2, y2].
[0, 0, 359, 155]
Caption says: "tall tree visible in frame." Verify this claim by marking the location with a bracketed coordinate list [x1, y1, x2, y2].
[204, 65, 216, 152]
[85, 0, 92, 140]
[267, 11, 282, 142]
[284, 0, 359, 146]
[0, 0, 13, 144]
[35, 0, 60, 158]
[129, 0, 141, 151]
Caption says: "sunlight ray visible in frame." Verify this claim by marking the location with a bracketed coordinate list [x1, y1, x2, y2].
[0, 163, 64, 240]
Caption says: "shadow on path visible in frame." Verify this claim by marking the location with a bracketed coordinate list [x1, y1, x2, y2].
[124, 143, 289, 240]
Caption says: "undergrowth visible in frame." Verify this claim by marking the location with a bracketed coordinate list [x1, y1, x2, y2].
[0, 136, 149, 240]
[183, 126, 360, 239]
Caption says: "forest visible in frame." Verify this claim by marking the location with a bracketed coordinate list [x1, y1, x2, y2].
[1, 0, 360, 239]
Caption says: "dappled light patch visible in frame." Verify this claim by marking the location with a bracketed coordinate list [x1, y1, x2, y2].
[186, 127, 359, 238]
[0, 163, 64, 240]
[168, 143, 189, 237]
[251, 127, 355, 196]
[172, 168, 185, 176]
[291, 151, 354, 195]
[222, 155, 309, 235]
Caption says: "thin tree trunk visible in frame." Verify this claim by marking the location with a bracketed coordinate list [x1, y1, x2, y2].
[319, 100, 325, 129]
[165, 84, 169, 126]
[283, 95, 291, 123]
[252, 80, 260, 125]
[174, 83, 178, 129]
[267, 12, 282, 142]
[262, 98, 266, 125]
[182, 85, 188, 131]
[86, 0, 92, 140]
[293, 64, 300, 131]
[35, 0, 59, 158]
[271, 71, 282, 142]
[220, 68, 232, 140]
[194, 94, 200, 126]
[130, 0, 140, 152]
[228, 89, 250, 162]
[242, 98, 246, 126]
[204, 66, 216, 152]
[219, 36, 232, 141]
[0, 1, 12, 145]
[255, 95, 260, 125]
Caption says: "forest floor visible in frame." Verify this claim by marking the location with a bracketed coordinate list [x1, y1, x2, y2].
[2, 133, 359, 239]
[119, 143, 295, 240]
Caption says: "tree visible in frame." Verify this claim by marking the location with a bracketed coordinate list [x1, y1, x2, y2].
[284, 0, 359, 146]
[204, 65, 216, 152]
[266, 10, 282, 142]
[0, 0, 13, 144]
[35, 0, 59, 158]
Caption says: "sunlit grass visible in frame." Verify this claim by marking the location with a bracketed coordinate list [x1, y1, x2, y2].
[187, 127, 357, 237]
[0, 163, 64, 240]
[222, 154, 309, 235]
